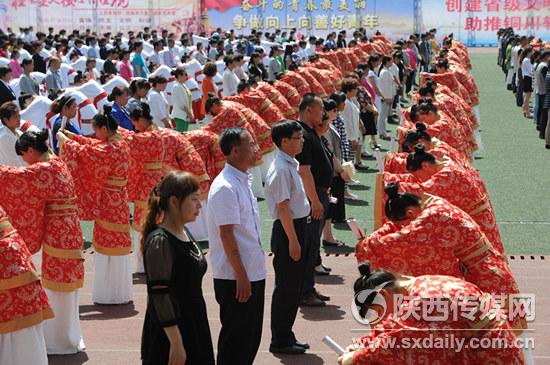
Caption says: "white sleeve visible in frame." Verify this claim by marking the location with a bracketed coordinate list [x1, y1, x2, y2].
[149, 93, 167, 120]
[171, 85, 184, 113]
[222, 72, 232, 97]
[380, 71, 394, 99]
[342, 102, 357, 141]
[210, 185, 241, 226]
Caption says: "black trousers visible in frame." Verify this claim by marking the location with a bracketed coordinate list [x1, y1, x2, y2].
[516, 73, 524, 107]
[270, 217, 311, 347]
[302, 189, 329, 297]
[214, 279, 265, 365]
[539, 107, 549, 138]
[328, 175, 346, 222]
[536, 94, 546, 129]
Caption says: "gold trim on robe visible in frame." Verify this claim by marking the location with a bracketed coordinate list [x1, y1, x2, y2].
[95, 219, 131, 233]
[0, 270, 40, 290]
[42, 244, 85, 260]
[92, 240, 132, 256]
[42, 278, 84, 292]
[0, 307, 55, 334]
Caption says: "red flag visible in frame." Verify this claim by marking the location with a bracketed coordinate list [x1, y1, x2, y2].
[205, 0, 258, 13]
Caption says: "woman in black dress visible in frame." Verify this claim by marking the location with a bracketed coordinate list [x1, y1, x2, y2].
[140, 171, 215, 365]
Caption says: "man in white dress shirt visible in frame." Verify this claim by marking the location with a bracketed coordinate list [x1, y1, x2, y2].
[161, 38, 178, 68]
[206, 128, 265, 365]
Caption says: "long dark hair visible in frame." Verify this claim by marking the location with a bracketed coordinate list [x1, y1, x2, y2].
[141, 171, 200, 254]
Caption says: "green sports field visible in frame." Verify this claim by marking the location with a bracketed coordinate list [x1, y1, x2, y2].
[80, 50, 550, 255]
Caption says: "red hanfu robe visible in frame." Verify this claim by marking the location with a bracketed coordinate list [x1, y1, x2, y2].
[452, 39, 472, 69]
[344, 48, 361, 70]
[432, 93, 478, 135]
[312, 56, 342, 76]
[228, 89, 285, 127]
[358, 42, 375, 56]
[222, 100, 275, 156]
[0, 206, 54, 334]
[281, 70, 311, 97]
[450, 64, 479, 106]
[204, 105, 262, 166]
[119, 129, 165, 231]
[186, 129, 226, 180]
[357, 195, 520, 328]
[382, 159, 504, 254]
[152, 126, 210, 198]
[422, 72, 472, 105]
[274, 80, 301, 117]
[317, 51, 341, 70]
[304, 66, 336, 95]
[347, 275, 525, 365]
[255, 81, 297, 120]
[400, 115, 472, 160]
[373, 34, 393, 53]
[353, 47, 370, 64]
[335, 49, 353, 73]
[431, 84, 478, 130]
[60, 133, 132, 256]
[299, 67, 328, 98]
[386, 138, 488, 197]
[0, 156, 85, 292]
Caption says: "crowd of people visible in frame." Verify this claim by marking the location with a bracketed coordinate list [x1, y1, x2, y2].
[497, 28, 550, 148]
[0, 24, 534, 365]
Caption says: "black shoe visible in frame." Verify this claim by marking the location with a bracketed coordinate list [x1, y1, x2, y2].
[354, 163, 369, 171]
[269, 344, 306, 354]
[315, 290, 331, 301]
[321, 263, 332, 272]
[314, 265, 330, 276]
[295, 340, 310, 349]
[300, 294, 326, 307]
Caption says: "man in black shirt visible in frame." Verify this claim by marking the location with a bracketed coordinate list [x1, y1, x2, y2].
[296, 93, 334, 307]
[103, 49, 118, 76]
[31, 42, 47, 73]
[0, 67, 16, 107]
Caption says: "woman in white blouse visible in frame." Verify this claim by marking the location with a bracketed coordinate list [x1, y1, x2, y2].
[171, 67, 194, 132]
[341, 78, 365, 169]
[0, 101, 26, 166]
[221, 56, 241, 97]
[366, 55, 384, 120]
[377, 56, 395, 141]
[147, 75, 173, 128]
[520, 47, 534, 118]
